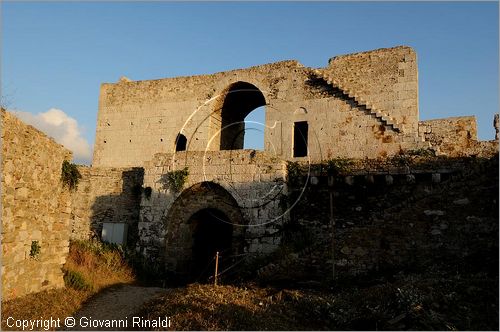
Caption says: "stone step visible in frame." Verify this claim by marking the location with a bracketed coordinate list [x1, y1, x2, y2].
[309, 68, 403, 133]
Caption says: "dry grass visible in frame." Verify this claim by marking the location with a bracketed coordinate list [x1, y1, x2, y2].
[139, 283, 335, 330]
[1, 240, 135, 331]
[139, 266, 498, 331]
[1, 288, 86, 329]
[64, 239, 135, 290]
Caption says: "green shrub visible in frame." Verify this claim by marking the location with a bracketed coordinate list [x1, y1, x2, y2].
[29, 240, 41, 260]
[71, 238, 123, 257]
[61, 160, 82, 190]
[64, 269, 92, 291]
[161, 167, 189, 193]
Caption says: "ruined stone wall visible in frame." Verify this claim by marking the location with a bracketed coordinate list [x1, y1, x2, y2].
[70, 166, 143, 243]
[1, 110, 72, 300]
[324, 46, 419, 133]
[93, 46, 427, 168]
[257, 155, 498, 283]
[93, 61, 309, 167]
[138, 150, 286, 271]
[272, 90, 427, 160]
[419, 116, 498, 157]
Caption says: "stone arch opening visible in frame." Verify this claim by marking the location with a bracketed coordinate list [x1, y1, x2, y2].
[211, 81, 266, 150]
[164, 181, 245, 282]
[175, 133, 187, 151]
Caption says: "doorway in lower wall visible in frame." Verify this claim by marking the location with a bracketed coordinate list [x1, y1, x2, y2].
[189, 208, 233, 283]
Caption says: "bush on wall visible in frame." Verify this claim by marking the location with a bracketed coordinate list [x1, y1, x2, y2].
[61, 160, 82, 190]
[161, 167, 189, 193]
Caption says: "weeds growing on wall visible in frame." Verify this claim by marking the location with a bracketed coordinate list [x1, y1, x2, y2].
[61, 160, 82, 190]
[124, 248, 167, 283]
[407, 148, 436, 157]
[29, 241, 41, 260]
[325, 158, 354, 176]
[390, 148, 436, 168]
[391, 151, 413, 167]
[161, 167, 189, 193]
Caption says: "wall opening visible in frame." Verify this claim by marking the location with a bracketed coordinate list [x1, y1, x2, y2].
[215, 81, 266, 150]
[164, 181, 245, 283]
[293, 121, 308, 157]
[243, 106, 265, 150]
[189, 208, 233, 282]
[175, 133, 187, 151]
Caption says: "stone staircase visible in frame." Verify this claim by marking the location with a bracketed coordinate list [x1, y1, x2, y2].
[310, 68, 403, 132]
[309, 68, 430, 148]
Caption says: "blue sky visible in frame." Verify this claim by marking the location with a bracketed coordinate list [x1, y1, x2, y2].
[2, 1, 498, 163]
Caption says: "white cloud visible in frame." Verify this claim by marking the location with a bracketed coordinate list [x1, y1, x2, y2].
[11, 108, 92, 164]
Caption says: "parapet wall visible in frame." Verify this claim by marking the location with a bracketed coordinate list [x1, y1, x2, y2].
[419, 116, 499, 157]
[1, 110, 72, 300]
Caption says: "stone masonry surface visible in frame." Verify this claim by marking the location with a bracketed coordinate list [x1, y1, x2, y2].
[1, 109, 72, 300]
[93, 46, 431, 168]
[323, 46, 419, 133]
[257, 154, 498, 282]
[138, 149, 286, 275]
[70, 166, 143, 242]
[419, 116, 498, 157]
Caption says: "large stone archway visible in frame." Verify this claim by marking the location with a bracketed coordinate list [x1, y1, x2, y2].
[163, 181, 245, 281]
[210, 81, 267, 150]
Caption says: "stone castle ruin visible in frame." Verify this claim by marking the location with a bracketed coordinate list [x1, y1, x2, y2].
[94, 45, 425, 167]
[2, 46, 498, 298]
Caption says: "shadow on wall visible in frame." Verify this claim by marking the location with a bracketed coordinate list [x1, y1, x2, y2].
[89, 168, 144, 247]
[259, 155, 499, 285]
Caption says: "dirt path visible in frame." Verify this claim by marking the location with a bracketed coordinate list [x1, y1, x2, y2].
[64, 285, 168, 331]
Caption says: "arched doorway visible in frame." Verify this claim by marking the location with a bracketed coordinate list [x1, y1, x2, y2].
[189, 208, 233, 282]
[163, 182, 246, 282]
[211, 81, 266, 150]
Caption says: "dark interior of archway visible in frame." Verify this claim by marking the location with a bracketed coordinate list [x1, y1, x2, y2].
[189, 208, 233, 283]
[175, 133, 187, 151]
[220, 82, 266, 150]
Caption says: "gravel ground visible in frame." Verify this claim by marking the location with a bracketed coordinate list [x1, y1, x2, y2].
[64, 285, 168, 331]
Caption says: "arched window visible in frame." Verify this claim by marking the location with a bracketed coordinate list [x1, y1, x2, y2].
[243, 106, 265, 150]
[211, 82, 266, 150]
[175, 133, 187, 152]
